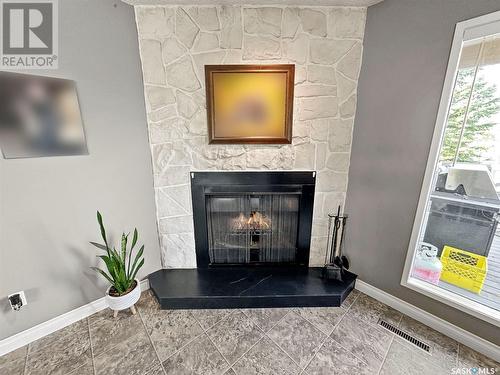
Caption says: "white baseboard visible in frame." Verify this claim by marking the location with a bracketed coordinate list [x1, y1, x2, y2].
[355, 279, 500, 362]
[0, 279, 150, 357]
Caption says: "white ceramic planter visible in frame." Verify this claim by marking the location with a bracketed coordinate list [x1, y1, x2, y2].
[105, 279, 141, 316]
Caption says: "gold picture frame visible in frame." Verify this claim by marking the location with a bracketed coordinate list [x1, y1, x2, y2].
[205, 64, 295, 144]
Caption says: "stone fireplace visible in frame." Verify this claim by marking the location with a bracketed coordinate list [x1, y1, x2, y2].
[191, 171, 315, 267]
[131, 4, 367, 268]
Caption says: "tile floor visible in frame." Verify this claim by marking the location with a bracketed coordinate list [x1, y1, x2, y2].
[1, 289, 498, 375]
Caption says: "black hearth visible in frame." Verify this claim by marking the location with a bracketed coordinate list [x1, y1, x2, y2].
[149, 267, 357, 309]
[191, 171, 315, 267]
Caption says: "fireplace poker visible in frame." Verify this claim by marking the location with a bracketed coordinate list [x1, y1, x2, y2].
[332, 206, 342, 267]
[338, 215, 349, 270]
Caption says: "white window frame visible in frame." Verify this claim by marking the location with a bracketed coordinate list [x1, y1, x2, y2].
[401, 10, 500, 327]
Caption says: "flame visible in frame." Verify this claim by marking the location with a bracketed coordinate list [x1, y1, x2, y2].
[232, 211, 271, 230]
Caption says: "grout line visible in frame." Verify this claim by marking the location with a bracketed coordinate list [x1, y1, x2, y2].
[229, 333, 266, 368]
[298, 326, 331, 374]
[347, 288, 362, 307]
[240, 308, 289, 335]
[397, 312, 404, 326]
[137, 304, 166, 374]
[296, 306, 346, 337]
[375, 314, 401, 375]
[160, 310, 240, 361]
[263, 311, 313, 371]
[293, 308, 329, 335]
[331, 313, 346, 332]
[205, 330, 233, 370]
[86, 317, 97, 375]
[22, 343, 29, 375]
[337, 289, 359, 317]
[396, 310, 404, 328]
[156, 316, 206, 365]
[217, 310, 268, 367]
[219, 309, 289, 367]
[87, 315, 136, 359]
[330, 336, 372, 369]
[199, 309, 239, 333]
[376, 336, 394, 375]
[190, 309, 234, 370]
[193, 309, 229, 330]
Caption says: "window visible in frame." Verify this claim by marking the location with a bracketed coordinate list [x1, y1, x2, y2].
[402, 11, 500, 326]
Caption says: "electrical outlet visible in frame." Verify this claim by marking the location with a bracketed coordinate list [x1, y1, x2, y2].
[8, 291, 27, 311]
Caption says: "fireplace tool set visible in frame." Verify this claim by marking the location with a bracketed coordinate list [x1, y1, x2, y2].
[322, 206, 349, 281]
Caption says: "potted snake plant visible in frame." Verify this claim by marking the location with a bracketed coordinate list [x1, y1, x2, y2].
[90, 211, 145, 317]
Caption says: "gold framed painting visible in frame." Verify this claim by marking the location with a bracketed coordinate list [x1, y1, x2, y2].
[205, 64, 295, 144]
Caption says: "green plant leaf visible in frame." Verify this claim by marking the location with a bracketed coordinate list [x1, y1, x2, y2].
[121, 233, 128, 263]
[112, 263, 126, 293]
[130, 258, 144, 281]
[96, 211, 108, 248]
[131, 229, 138, 250]
[110, 247, 125, 269]
[97, 255, 116, 280]
[112, 257, 123, 277]
[128, 245, 144, 279]
[91, 267, 114, 285]
[114, 269, 125, 292]
[90, 242, 108, 251]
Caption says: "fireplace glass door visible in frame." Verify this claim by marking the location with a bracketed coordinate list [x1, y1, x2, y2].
[206, 194, 300, 264]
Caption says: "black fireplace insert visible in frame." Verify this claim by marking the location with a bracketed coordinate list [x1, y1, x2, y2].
[191, 171, 316, 268]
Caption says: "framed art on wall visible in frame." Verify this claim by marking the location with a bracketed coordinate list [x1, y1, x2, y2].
[205, 64, 295, 144]
[0, 72, 87, 159]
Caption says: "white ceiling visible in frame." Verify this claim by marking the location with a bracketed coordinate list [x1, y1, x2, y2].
[123, 0, 383, 6]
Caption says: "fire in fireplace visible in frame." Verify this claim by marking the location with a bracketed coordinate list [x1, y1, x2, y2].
[233, 211, 271, 230]
[191, 172, 315, 267]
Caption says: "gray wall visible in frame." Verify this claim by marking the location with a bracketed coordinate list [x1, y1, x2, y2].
[346, 0, 500, 344]
[0, 0, 162, 339]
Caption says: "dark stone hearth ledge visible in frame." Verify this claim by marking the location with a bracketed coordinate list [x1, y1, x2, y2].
[149, 267, 357, 309]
